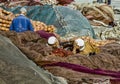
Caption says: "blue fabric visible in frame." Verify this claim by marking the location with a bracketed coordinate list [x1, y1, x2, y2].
[10, 15, 34, 32]
[53, 6, 96, 38]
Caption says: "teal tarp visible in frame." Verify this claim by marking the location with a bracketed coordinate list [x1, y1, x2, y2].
[1, 5, 96, 38]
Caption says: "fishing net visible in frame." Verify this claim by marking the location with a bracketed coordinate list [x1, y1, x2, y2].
[0, 31, 120, 84]
[1, 5, 96, 38]
[0, 34, 67, 84]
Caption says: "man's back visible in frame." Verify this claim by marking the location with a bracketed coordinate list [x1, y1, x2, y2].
[10, 15, 34, 32]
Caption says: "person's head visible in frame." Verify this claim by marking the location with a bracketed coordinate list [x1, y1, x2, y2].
[48, 36, 59, 48]
[74, 38, 85, 50]
[20, 7, 27, 15]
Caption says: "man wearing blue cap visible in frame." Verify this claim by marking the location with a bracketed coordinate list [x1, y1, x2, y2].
[10, 7, 34, 32]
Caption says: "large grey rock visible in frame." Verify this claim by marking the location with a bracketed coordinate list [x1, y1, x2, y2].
[0, 35, 67, 84]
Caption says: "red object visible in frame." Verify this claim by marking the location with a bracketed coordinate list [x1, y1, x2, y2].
[110, 79, 120, 84]
[57, 0, 74, 5]
[44, 62, 120, 79]
[52, 48, 73, 57]
[36, 30, 56, 39]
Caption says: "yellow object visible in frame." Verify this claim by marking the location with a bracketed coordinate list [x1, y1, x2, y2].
[80, 41, 100, 56]
[0, 27, 9, 31]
